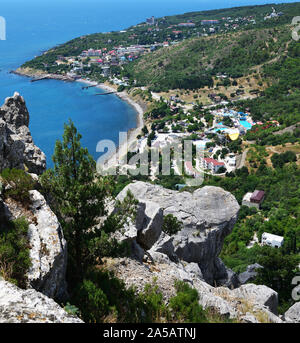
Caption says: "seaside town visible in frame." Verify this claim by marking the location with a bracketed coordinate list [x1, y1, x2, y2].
[1, 0, 300, 325]
[29, 7, 284, 83]
[21, 8, 283, 187]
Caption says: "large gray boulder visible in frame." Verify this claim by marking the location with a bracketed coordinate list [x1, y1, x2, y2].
[213, 257, 240, 288]
[238, 263, 263, 285]
[136, 201, 163, 250]
[230, 284, 278, 315]
[196, 281, 281, 322]
[149, 232, 177, 262]
[116, 182, 240, 286]
[0, 92, 46, 174]
[284, 302, 300, 323]
[3, 190, 67, 300]
[0, 279, 82, 323]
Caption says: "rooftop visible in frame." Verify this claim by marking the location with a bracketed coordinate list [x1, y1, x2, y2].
[250, 190, 265, 202]
[204, 158, 225, 166]
[262, 232, 284, 243]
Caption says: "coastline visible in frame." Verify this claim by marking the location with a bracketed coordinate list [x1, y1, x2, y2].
[14, 68, 145, 168]
[77, 78, 145, 168]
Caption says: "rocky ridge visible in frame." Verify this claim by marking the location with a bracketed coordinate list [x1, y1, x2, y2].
[116, 181, 240, 287]
[0, 278, 82, 323]
[111, 181, 298, 323]
[0, 93, 80, 323]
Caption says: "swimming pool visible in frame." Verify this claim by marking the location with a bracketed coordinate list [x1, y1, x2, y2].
[239, 120, 252, 130]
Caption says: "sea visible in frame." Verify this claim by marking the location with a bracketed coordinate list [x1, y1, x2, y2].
[0, 0, 294, 167]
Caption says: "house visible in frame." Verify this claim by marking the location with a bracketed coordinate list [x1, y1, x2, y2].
[146, 16, 155, 25]
[227, 155, 236, 167]
[208, 93, 221, 103]
[242, 190, 265, 209]
[203, 158, 225, 173]
[201, 20, 219, 25]
[178, 22, 196, 27]
[101, 66, 110, 77]
[261, 232, 284, 248]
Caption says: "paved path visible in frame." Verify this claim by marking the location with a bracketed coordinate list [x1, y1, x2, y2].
[236, 148, 249, 169]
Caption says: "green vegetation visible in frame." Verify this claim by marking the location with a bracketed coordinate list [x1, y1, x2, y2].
[40, 120, 134, 285]
[200, 162, 300, 312]
[71, 268, 234, 323]
[0, 168, 35, 205]
[240, 41, 300, 144]
[125, 25, 290, 91]
[162, 214, 183, 236]
[0, 217, 31, 288]
[254, 247, 299, 313]
[271, 151, 297, 168]
[169, 281, 207, 323]
[40, 119, 109, 283]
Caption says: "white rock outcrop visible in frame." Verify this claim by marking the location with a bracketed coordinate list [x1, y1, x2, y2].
[3, 190, 67, 299]
[0, 279, 82, 323]
[0, 92, 46, 174]
[284, 302, 300, 323]
[116, 181, 240, 286]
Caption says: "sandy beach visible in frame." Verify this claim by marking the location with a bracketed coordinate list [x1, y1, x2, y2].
[77, 79, 145, 169]
[14, 68, 145, 169]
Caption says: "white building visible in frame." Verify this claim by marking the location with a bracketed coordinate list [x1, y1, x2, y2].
[261, 232, 284, 248]
[202, 158, 225, 173]
[227, 155, 236, 167]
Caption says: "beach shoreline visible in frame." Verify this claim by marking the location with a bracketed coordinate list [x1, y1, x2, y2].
[77, 78, 145, 168]
[14, 68, 145, 168]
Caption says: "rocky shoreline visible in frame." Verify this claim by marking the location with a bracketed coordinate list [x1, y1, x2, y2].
[12, 68, 75, 82]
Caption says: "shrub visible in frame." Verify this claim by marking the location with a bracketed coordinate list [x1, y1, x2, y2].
[138, 281, 170, 322]
[0, 217, 31, 288]
[71, 268, 146, 323]
[0, 168, 35, 205]
[117, 85, 126, 92]
[169, 281, 207, 323]
[63, 302, 80, 316]
[72, 279, 110, 323]
[162, 214, 183, 235]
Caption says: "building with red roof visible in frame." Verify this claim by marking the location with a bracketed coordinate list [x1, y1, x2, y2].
[242, 190, 265, 209]
[203, 158, 225, 173]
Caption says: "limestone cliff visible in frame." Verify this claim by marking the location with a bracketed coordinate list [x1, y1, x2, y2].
[0, 93, 76, 322]
[116, 181, 240, 287]
[0, 92, 46, 174]
[111, 181, 298, 323]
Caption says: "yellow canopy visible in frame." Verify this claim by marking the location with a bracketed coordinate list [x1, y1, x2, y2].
[227, 132, 240, 141]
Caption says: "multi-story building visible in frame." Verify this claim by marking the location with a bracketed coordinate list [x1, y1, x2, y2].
[202, 158, 225, 173]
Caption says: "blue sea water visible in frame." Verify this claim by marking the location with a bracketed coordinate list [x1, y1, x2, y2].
[0, 0, 294, 167]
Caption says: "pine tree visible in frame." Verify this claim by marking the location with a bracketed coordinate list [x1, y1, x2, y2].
[40, 119, 110, 282]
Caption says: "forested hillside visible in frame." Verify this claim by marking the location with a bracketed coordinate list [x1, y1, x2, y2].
[124, 26, 291, 91]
